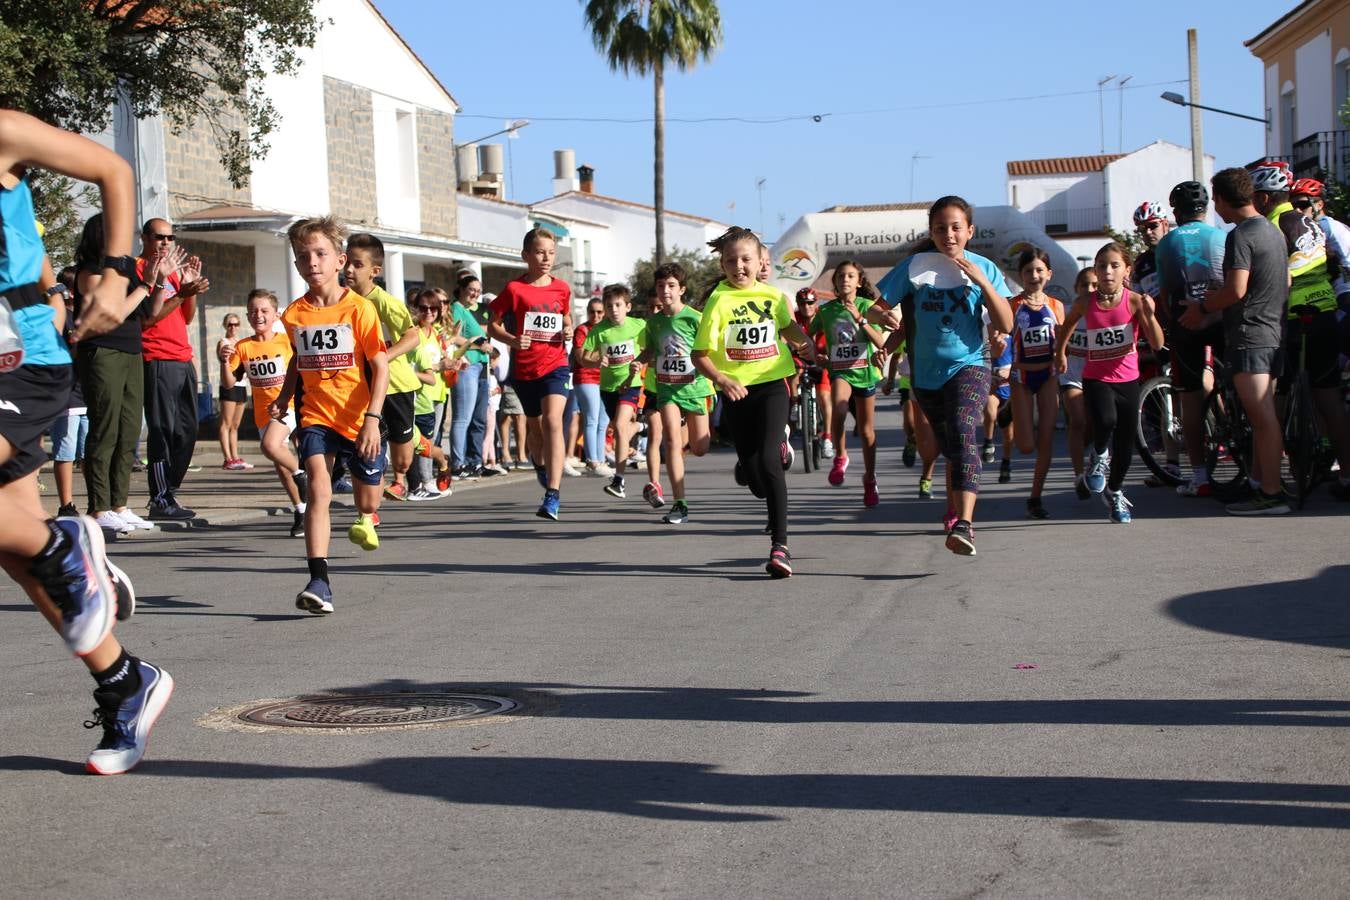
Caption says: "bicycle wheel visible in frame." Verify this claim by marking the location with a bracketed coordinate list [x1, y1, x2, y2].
[1203, 384, 1251, 500]
[799, 384, 816, 473]
[1135, 376, 1189, 487]
[1282, 375, 1317, 509]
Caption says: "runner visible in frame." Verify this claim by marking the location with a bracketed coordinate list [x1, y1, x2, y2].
[639, 289, 667, 510]
[219, 289, 307, 536]
[790, 287, 831, 459]
[985, 328, 1014, 485]
[571, 298, 612, 477]
[487, 227, 573, 520]
[1008, 249, 1065, 518]
[579, 283, 645, 500]
[643, 262, 714, 524]
[693, 226, 818, 577]
[1059, 268, 1095, 499]
[870, 197, 1014, 556]
[1054, 242, 1165, 523]
[811, 259, 886, 506]
[883, 335, 941, 497]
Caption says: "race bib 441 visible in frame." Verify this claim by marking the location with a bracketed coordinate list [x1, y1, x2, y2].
[724, 322, 779, 362]
[295, 324, 356, 371]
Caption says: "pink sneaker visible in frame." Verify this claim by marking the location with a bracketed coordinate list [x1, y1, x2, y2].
[828, 455, 849, 486]
[863, 477, 879, 507]
[943, 507, 959, 533]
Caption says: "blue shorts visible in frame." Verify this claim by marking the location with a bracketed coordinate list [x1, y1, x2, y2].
[511, 366, 571, 418]
[1016, 367, 1054, 394]
[601, 385, 642, 420]
[49, 410, 88, 462]
[297, 424, 387, 487]
[849, 383, 879, 399]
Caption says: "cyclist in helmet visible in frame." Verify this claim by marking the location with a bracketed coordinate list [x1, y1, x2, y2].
[1290, 177, 1350, 309]
[1249, 163, 1350, 501]
[1156, 180, 1226, 497]
[790, 286, 833, 458]
[1131, 200, 1171, 299]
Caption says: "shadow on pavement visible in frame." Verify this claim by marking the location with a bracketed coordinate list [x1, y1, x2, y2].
[1164, 565, 1350, 650]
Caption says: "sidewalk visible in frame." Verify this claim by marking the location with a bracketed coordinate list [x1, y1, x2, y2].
[41, 441, 536, 535]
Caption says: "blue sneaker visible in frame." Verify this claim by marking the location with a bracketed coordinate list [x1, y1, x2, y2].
[85, 659, 173, 775]
[296, 578, 334, 614]
[29, 516, 116, 657]
[333, 476, 353, 494]
[1085, 448, 1110, 494]
[536, 489, 560, 520]
[1105, 489, 1133, 524]
[534, 462, 548, 489]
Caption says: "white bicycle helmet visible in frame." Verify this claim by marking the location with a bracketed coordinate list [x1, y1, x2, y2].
[1132, 201, 1167, 225]
[1250, 164, 1292, 193]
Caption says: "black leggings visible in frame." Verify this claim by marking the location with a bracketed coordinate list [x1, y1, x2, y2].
[1083, 378, 1140, 492]
[726, 379, 790, 545]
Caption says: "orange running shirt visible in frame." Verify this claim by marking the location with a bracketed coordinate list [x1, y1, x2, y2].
[280, 289, 385, 440]
[228, 331, 294, 430]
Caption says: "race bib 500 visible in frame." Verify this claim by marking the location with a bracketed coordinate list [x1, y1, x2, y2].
[246, 355, 286, 387]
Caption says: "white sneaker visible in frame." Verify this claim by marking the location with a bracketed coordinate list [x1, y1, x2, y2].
[407, 486, 442, 501]
[584, 462, 612, 477]
[94, 511, 135, 535]
[562, 460, 583, 477]
[113, 509, 156, 531]
[821, 439, 836, 459]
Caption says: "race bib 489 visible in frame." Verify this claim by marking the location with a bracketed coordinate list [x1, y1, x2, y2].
[523, 311, 563, 342]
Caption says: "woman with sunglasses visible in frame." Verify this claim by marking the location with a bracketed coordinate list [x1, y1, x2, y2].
[571, 297, 612, 476]
[216, 312, 252, 470]
[406, 290, 453, 500]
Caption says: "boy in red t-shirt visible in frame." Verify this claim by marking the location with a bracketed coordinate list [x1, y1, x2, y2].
[488, 227, 573, 520]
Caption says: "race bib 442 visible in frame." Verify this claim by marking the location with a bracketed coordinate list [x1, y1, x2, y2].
[295, 324, 356, 371]
[603, 340, 635, 366]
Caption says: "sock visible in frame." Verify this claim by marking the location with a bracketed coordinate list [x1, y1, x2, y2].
[295, 502, 307, 514]
[93, 650, 142, 699]
[307, 557, 329, 583]
[36, 520, 71, 562]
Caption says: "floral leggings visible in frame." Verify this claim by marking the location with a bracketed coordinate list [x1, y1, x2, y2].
[913, 365, 990, 494]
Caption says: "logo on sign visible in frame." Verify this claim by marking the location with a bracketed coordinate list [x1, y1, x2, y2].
[775, 248, 814, 281]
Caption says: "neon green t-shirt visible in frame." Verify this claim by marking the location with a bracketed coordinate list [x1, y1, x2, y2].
[364, 285, 421, 394]
[810, 298, 882, 388]
[412, 328, 446, 415]
[647, 305, 713, 404]
[693, 281, 796, 386]
[582, 316, 646, 392]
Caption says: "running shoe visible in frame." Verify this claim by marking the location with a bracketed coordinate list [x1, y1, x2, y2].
[780, 441, 794, 471]
[290, 510, 304, 538]
[821, 438, 835, 459]
[30, 516, 116, 657]
[347, 513, 380, 551]
[1104, 489, 1133, 524]
[84, 659, 173, 776]
[1176, 477, 1212, 498]
[407, 486, 442, 501]
[1026, 497, 1049, 520]
[828, 455, 849, 486]
[644, 481, 665, 508]
[1074, 474, 1091, 501]
[604, 476, 626, 499]
[562, 459, 583, 477]
[1085, 448, 1110, 494]
[534, 462, 548, 488]
[863, 478, 880, 508]
[94, 510, 135, 535]
[1225, 492, 1291, 516]
[333, 476, 353, 494]
[945, 519, 977, 556]
[943, 507, 959, 533]
[537, 489, 561, 520]
[384, 481, 408, 502]
[902, 440, 917, 468]
[58, 502, 78, 518]
[766, 543, 793, 578]
[998, 458, 1012, 484]
[116, 509, 156, 531]
[106, 559, 135, 622]
[436, 468, 453, 494]
[292, 470, 309, 505]
[918, 478, 933, 500]
[663, 501, 689, 525]
[981, 441, 995, 465]
[296, 578, 334, 614]
[146, 500, 195, 521]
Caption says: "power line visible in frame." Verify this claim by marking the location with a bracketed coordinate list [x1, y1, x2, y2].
[453, 79, 1188, 126]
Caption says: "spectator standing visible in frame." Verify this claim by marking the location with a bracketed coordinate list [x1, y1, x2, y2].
[216, 312, 251, 470]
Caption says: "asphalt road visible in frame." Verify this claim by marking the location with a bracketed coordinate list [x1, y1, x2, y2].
[3, 409, 1348, 899]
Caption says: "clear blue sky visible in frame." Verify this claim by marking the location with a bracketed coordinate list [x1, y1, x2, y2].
[378, 0, 1281, 242]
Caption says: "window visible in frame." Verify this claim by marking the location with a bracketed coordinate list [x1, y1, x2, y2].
[396, 110, 416, 200]
[1280, 82, 1297, 157]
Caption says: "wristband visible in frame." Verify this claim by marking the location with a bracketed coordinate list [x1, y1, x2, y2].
[364, 412, 382, 421]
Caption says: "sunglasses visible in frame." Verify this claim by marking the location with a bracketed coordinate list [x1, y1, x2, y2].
[148, 233, 175, 242]
[225, 321, 241, 327]
[416, 304, 442, 312]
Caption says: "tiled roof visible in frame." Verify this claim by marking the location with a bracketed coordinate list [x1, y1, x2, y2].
[819, 202, 932, 213]
[1006, 154, 1124, 176]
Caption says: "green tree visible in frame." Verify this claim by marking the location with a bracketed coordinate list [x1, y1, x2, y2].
[628, 245, 722, 313]
[29, 170, 97, 269]
[582, 0, 722, 266]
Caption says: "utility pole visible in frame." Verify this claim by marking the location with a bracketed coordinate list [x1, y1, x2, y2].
[1188, 29, 1204, 182]
[1098, 75, 1116, 153]
[756, 177, 766, 237]
[1117, 75, 1132, 151]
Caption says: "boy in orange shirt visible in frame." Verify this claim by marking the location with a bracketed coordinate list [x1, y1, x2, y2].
[270, 217, 389, 614]
[220, 288, 307, 537]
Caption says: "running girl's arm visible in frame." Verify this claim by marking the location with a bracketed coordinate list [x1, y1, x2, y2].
[781, 321, 819, 365]
[953, 256, 1013, 333]
[270, 355, 299, 420]
[865, 299, 902, 332]
[692, 350, 747, 401]
[1134, 293, 1165, 351]
[1053, 298, 1085, 372]
[357, 350, 390, 460]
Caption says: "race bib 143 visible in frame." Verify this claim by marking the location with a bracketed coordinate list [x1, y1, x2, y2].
[295, 323, 355, 371]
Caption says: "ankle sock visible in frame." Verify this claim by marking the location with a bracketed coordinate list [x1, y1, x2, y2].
[307, 557, 329, 583]
[93, 650, 141, 699]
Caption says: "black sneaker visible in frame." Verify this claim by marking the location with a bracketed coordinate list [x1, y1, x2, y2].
[106, 559, 136, 621]
[945, 520, 977, 556]
[57, 502, 79, 518]
[998, 459, 1012, 484]
[766, 543, 793, 578]
[604, 476, 626, 499]
[84, 659, 173, 775]
[147, 500, 195, 521]
[1026, 497, 1049, 519]
[290, 510, 305, 538]
[292, 469, 309, 505]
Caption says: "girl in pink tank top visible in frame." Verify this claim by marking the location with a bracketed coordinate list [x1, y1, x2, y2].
[1054, 243, 1164, 522]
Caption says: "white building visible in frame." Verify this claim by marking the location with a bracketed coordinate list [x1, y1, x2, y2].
[1006, 141, 1216, 264]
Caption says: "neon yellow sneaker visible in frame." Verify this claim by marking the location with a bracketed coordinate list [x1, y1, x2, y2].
[347, 513, 379, 551]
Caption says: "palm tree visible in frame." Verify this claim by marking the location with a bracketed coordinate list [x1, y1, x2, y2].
[582, 0, 723, 265]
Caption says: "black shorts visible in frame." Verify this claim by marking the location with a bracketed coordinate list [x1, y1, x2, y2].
[601, 386, 641, 420]
[219, 384, 246, 404]
[383, 389, 417, 445]
[0, 364, 72, 485]
[1169, 323, 1224, 392]
[1281, 311, 1343, 390]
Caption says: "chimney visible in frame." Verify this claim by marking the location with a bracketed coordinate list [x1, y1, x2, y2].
[552, 149, 578, 195]
[456, 144, 479, 193]
[475, 144, 505, 199]
[578, 164, 595, 194]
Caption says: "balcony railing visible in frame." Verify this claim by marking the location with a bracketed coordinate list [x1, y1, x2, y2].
[1249, 130, 1350, 184]
[1018, 206, 1109, 235]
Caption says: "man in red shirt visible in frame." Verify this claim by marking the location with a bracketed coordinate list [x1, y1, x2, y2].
[137, 218, 209, 519]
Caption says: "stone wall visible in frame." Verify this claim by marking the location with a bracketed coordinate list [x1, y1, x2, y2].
[165, 93, 251, 219]
[324, 77, 378, 226]
[175, 240, 257, 393]
[423, 263, 459, 292]
[417, 109, 456, 237]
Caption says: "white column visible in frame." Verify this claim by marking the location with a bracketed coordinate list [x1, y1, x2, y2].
[384, 249, 405, 300]
[284, 245, 306, 306]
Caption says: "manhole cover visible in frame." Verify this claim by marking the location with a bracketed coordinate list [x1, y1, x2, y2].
[201, 691, 527, 733]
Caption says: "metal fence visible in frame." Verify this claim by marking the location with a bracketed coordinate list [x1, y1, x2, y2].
[1249, 130, 1350, 185]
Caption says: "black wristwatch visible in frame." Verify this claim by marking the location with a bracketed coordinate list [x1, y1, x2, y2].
[44, 284, 69, 298]
[101, 255, 141, 283]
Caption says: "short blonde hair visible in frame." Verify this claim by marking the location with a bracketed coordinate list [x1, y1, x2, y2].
[247, 288, 279, 309]
[287, 216, 347, 254]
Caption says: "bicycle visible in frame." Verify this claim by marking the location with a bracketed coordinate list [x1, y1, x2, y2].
[795, 364, 825, 473]
[1136, 362, 1191, 487]
[1201, 358, 1254, 501]
[1280, 304, 1337, 508]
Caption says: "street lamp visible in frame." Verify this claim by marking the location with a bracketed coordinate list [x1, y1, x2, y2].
[455, 118, 531, 148]
[1160, 93, 1268, 125]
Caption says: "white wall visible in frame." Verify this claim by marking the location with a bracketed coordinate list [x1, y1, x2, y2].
[1007, 172, 1107, 233]
[1296, 30, 1335, 137]
[248, 43, 330, 215]
[457, 194, 531, 251]
[317, 0, 457, 113]
[1104, 142, 1215, 234]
